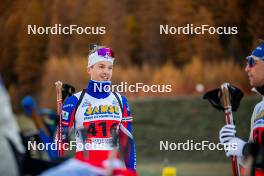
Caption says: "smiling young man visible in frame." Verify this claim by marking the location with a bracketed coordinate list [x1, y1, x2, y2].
[58, 46, 136, 172]
[219, 43, 264, 175]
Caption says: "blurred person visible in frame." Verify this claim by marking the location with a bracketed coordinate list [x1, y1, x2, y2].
[0, 77, 63, 176]
[21, 96, 59, 160]
[219, 43, 264, 175]
[0, 76, 25, 176]
[55, 45, 136, 173]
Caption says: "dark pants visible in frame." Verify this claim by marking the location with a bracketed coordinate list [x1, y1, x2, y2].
[8, 138, 64, 176]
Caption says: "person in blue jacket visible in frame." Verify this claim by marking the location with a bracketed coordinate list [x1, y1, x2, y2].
[57, 45, 136, 172]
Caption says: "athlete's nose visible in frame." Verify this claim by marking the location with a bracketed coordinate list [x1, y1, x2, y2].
[103, 67, 110, 75]
[245, 64, 250, 73]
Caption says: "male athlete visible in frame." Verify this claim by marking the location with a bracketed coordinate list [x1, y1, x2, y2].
[219, 43, 264, 175]
[56, 45, 136, 172]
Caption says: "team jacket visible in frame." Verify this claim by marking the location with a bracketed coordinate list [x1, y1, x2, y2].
[244, 97, 264, 175]
[249, 97, 264, 144]
[59, 80, 136, 171]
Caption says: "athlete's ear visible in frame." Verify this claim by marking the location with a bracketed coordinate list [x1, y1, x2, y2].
[86, 66, 91, 75]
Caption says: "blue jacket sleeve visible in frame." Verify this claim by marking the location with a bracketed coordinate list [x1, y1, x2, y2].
[61, 95, 78, 128]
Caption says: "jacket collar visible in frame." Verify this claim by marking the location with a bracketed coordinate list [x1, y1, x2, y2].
[86, 80, 111, 99]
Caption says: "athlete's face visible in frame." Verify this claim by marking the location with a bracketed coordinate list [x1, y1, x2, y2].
[87, 61, 113, 81]
[245, 58, 264, 87]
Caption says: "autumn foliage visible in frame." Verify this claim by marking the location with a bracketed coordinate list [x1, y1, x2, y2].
[39, 56, 249, 109]
[0, 0, 262, 110]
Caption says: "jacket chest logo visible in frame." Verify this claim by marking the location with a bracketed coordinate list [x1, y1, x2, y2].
[84, 105, 120, 116]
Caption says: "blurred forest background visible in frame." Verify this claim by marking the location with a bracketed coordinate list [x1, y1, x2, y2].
[0, 0, 263, 111]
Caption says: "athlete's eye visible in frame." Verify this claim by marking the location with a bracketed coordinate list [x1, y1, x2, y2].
[99, 65, 105, 69]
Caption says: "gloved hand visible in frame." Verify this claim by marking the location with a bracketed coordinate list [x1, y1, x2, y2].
[224, 137, 246, 157]
[219, 124, 246, 157]
[219, 124, 236, 144]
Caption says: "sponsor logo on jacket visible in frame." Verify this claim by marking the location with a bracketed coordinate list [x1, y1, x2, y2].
[84, 105, 120, 116]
